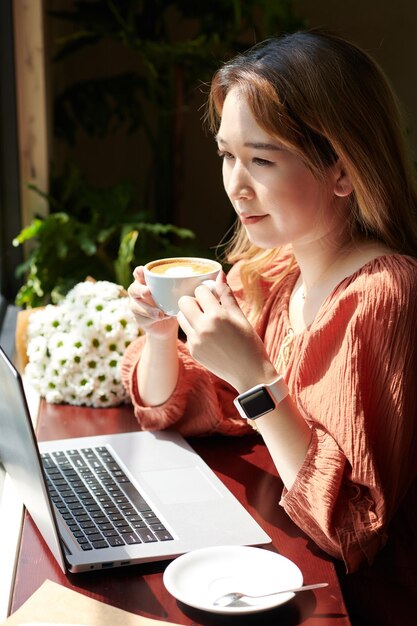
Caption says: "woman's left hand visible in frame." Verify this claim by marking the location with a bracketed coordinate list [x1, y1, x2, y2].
[177, 272, 277, 392]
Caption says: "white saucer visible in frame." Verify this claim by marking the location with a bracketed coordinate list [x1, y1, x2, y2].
[163, 545, 303, 615]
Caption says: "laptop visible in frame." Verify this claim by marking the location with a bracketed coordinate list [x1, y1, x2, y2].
[0, 346, 270, 573]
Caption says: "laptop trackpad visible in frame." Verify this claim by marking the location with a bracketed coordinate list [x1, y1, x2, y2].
[141, 466, 223, 504]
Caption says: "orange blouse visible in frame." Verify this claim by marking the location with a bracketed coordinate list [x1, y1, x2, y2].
[121, 253, 417, 574]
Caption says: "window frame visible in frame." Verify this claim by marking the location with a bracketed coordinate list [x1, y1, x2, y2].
[0, 0, 22, 302]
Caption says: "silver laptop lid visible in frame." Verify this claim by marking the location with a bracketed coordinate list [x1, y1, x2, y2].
[0, 346, 67, 572]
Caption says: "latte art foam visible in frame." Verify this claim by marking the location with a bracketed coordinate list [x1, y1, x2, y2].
[163, 266, 199, 277]
[148, 259, 217, 277]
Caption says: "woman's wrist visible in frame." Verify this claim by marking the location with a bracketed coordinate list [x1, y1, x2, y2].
[252, 395, 312, 489]
[144, 317, 179, 342]
[234, 375, 289, 421]
[138, 325, 180, 406]
[234, 363, 280, 395]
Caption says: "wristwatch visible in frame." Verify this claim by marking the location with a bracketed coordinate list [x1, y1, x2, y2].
[233, 376, 289, 421]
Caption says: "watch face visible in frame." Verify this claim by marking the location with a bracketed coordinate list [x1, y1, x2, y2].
[239, 387, 275, 419]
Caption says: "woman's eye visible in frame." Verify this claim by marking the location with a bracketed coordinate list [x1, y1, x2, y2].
[217, 150, 234, 160]
[253, 157, 273, 167]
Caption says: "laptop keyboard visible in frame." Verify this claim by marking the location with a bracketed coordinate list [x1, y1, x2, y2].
[41, 446, 173, 551]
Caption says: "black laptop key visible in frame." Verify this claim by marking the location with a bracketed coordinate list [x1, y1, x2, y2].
[154, 529, 174, 541]
[89, 510, 106, 519]
[64, 496, 79, 504]
[124, 532, 141, 545]
[135, 528, 157, 543]
[41, 453, 55, 468]
[67, 502, 83, 512]
[102, 529, 119, 537]
[78, 492, 94, 501]
[131, 520, 147, 529]
[91, 540, 109, 549]
[67, 449, 82, 457]
[53, 479, 69, 489]
[114, 475, 129, 483]
[114, 519, 129, 529]
[105, 485, 120, 494]
[73, 513, 90, 522]
[97, 521, 114, 531]
[80, 542, 93, 550]
[87, 532, 105, 542]
[149, 522, 166, 532]
[124, 511, 142, 521]
[68, 523, 81, 532]
[85, 502, 101, 512]
[73, 530, 86, 539]
[81, 448, 97, 459]
[79, 520, 95, 529]
[74, 457, 87, 468]
[142, 511, 159, 520]
[107, 512, 124, 522]
[107, 535, 126, 546]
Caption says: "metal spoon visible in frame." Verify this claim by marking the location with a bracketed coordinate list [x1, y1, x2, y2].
[213, 582, 329, 607]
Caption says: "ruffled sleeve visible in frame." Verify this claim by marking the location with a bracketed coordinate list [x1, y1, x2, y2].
[121, 260, 254, 436]
[121, 336, 252, 436]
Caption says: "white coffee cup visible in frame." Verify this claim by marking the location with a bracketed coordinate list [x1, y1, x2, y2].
[143, 256, 222, 316]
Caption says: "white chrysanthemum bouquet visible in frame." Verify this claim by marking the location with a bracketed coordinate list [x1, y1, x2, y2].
[25, 280, 141, 407]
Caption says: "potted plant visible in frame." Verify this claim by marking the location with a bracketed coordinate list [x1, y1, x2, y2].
[13, 163, 196, 308]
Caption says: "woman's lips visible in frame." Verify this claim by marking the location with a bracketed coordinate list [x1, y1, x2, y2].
[239, 213, 267, 225]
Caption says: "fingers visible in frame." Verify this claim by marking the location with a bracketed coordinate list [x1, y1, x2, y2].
[177, 273, 238, 339]
[215, 270, 228, 296]
[129, 266, 158, 307]
[216, 271, 241, 309]
[176, 309, 193, 337]
[127, 279, 154, 311]
[133, 265, 144, 281]
[194, 282, 221, 307]
[177, 271, 243, 328]
[192, 271, 236, 309]
[201, 279, 218, 295]
[128, 266, 171, 331]
[176, 293, 203, 337]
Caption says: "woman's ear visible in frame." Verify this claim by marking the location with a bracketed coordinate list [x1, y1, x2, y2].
[333, 160, 353, 197]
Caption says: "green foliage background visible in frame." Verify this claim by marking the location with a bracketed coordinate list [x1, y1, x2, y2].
[14, 0, 303, 307]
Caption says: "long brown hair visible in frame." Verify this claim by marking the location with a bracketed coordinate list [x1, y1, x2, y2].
[206, 29, 417, 314]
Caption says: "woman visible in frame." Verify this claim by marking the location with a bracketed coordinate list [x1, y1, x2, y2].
[122, 30, 417, 624]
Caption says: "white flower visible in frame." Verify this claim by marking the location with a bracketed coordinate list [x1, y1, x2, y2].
[26, 335, 49, 364]
[25, 280, 140, 407]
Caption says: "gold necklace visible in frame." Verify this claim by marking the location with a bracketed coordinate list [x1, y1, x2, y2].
[294, 279, 307, 300]
[297, 266, 331, 301]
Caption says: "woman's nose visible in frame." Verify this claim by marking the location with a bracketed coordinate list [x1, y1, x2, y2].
[226, 163, 254, 201]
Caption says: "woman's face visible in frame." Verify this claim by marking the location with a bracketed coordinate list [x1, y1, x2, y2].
[216, 88, 346, 250]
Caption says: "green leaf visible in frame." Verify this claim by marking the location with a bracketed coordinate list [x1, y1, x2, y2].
[96, 226, 116, 243]
[77, 231, 97, 256]
[114, 229, 139, 287]
[12, 219, 44, 246]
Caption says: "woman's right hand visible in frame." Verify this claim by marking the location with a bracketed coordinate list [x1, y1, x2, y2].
[128, 266, 178, 338]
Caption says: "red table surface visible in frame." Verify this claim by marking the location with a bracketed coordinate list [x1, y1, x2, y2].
[10, 401, 351, 626]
